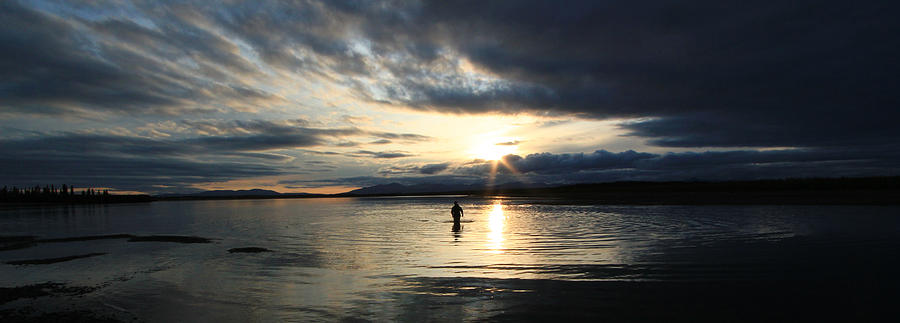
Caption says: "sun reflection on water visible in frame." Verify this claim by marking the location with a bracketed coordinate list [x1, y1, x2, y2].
[487, 202, 506, 254]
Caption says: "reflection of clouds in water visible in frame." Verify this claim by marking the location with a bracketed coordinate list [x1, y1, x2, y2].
[487, 202, 506, 254]
[5, 199, 897, 321]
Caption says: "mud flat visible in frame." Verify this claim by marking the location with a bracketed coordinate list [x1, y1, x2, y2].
[227, 247, 271, 253]
[6, 253, 107, 265]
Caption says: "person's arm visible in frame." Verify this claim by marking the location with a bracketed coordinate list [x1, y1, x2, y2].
[461, 208, 464, 217]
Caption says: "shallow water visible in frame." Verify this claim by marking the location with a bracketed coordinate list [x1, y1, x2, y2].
[2, 197, 899, 321]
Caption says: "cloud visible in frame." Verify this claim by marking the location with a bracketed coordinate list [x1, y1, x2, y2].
[378, 163, 451, 175]
[0, 116, 433, 192]
[326, 0, 900, 150]
[366, 131, 432, 141]
[2, 1, 898, 193]
[495, 140, 521, 146]
[227, 152, 295, 161]
[0, 119, 429, 158]
[351, 150, 415, 159]
[300, 150, 342, 156]
[8, 0, 896, 151]
[0, 2, 278, 117]
[278, 174, 481, 189]
[185, 134, 323, 151]
[165, 119, 429, 150]
[452, 148, 900, 182]
[284, 147, 900, 190]
[0, 152, 284, 194]
[420, 163, 451, 174]
[508, 150, 657, 174]
[341, 115, 373, 125]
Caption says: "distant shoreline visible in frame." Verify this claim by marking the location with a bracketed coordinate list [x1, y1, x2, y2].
[160, 176, 900, 205]
[3, 177, 899, 206]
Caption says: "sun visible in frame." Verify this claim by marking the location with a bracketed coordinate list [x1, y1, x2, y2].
[471, 138, 519, 161]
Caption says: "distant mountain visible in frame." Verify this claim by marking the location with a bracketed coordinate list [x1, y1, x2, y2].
[345, 183, 483, 195]
[346, 183, 410, 195]
[343, 182, 550, 196]
[160, 182, 554, 198]
[190, 189, 282, 197]
[490, 181, 549, 190]
[158, 189, 283, 198]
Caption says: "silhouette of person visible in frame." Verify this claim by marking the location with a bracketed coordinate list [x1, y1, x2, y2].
[451, 201, 464, 224]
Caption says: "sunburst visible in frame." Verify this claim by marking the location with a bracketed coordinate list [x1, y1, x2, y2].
[471, 140, 518, 161]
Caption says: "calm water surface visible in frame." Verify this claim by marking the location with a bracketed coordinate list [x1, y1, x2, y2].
[2, 197, 899, 321]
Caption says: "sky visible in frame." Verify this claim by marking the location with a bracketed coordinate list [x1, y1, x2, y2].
[1, 0, 898, 194]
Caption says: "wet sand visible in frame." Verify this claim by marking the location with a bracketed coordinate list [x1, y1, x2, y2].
[0, 282, 125, 322]
[0, 234, 221, 322]
[423, 277, 900, 322]
[6, 253, 107, 265]
[2, 234, 211, 245]
[0, 234, 217, 267]
[227, 247, 272, 253]
[0, 236, 36, 251]
[2, 276, 897, 322]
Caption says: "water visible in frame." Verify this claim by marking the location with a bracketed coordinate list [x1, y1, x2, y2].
[2, 197, 899, 321]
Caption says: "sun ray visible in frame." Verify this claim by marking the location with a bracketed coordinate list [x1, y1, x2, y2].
[486, 160, 499, 189]
[497, 156, 519, 175]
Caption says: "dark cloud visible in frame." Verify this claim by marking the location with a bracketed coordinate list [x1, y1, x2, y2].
[366, 132, 432, 141]
[451, 148, 900, 183]
[0, 2, 277, 116]
[0, 116, 432, 192]
[618, 112, 900, 148]
[2, 0, 898, 192]
[0, 153, 283, 194]
[86, 15, 258, 77]
[5, 0, 898, 151]
[509, 150, 657, 174]
[175, 119, 428, 149]
[276, 147, 900, 190]
[351, 150, 415, 159]
[226, 152, 294, 161]
[378, 163, 451, 175]
[449, 150, 652, 177]
[207, 1, 357, 71]
[0, 132, 295, 192]
[0, 119, 428, 158]
[323, 0, 900, 150]
[278, 174, 481, 189]
[9, 0, 893, 150]
[495, 141, 521, 146]
[420, 163, 451, 174]
[185, 134, 323, 151]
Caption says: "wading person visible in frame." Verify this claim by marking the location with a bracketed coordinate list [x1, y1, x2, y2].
[451, 201, 464, 224]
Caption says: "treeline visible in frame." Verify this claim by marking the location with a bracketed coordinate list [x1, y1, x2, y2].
[0, 184, 153, 204]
